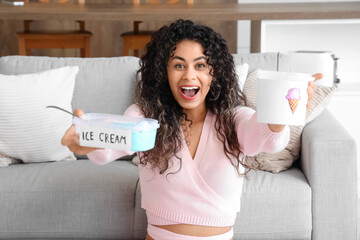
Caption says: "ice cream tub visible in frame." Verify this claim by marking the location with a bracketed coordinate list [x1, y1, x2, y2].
[256, 70, 314, 126]
[72, 113, 159, 151]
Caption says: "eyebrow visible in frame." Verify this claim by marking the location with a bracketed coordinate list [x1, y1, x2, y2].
[172, 56, 207, 62]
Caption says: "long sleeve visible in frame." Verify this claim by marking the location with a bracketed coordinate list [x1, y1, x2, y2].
[87, 104, 143, 165]
[234, 106, 290, 157]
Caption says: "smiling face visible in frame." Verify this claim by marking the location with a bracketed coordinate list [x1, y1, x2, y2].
[167, 40, 213, 116]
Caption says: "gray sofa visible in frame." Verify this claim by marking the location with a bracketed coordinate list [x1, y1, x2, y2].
[0, 53, 357, 240]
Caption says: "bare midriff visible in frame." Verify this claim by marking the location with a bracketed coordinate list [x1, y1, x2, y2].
[145, 224, 233, 240]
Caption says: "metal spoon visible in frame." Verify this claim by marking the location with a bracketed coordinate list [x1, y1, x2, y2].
[46, 105, 81, 119]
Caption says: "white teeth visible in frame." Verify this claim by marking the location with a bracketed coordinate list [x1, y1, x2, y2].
[181, 87, 199, 90]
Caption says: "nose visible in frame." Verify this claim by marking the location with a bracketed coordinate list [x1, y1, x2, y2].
[183, 66, 196, 81]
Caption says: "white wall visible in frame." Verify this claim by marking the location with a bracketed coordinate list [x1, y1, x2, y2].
[260, 19, 360, 84]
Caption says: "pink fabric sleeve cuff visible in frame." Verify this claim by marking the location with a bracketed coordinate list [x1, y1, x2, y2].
[87, 149, 113, 165]
[235, 107, 290, 156]
[259, 121, 290, 154]
[87, 149, 133, 165]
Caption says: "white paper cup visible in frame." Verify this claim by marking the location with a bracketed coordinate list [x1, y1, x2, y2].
[257, 70, 314, 126]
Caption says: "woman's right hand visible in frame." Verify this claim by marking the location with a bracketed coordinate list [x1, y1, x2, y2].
[61, 108, 98, 155]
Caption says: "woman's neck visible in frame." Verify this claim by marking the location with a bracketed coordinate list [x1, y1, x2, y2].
[183, 105, 207, 125]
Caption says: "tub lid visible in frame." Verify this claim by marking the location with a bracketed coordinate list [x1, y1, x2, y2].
[73, 113, 159, 131]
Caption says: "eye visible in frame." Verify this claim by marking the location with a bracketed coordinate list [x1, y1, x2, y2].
[175, 64, 185, 69]
[196, 63, 207, 69]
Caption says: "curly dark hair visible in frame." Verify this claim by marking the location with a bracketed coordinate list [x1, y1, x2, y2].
[135, 19, 251, 176]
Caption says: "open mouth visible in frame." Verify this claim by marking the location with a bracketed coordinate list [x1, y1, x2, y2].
[180, 86, 199, 100]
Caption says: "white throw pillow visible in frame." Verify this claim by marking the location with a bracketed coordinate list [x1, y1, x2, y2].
[235, 63, 249, 91]
[243, 69, 336, 173]
[0, 66, 79, 165]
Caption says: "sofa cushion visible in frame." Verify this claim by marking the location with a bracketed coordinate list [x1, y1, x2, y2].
[0, 67, 78, 165]
[134, 178, 147, 240]
[0, 56, 140, 115]
[0, 56, 140, 161]
[233, 53, 280, 72]
[234, 168, 312, 240]
[0, 160, 139, 239]
[235, 63, 249, 91]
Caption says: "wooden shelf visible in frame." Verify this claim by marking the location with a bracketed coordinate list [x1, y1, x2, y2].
[0, 2, 359, 21]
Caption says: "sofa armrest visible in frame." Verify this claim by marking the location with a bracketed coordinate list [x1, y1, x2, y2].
[301, 109, 357, 240]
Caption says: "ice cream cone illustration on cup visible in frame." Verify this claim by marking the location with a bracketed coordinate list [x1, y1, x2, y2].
[286, 88, 301, 113]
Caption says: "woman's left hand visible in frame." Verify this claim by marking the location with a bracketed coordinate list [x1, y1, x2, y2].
[307, 73, 323, 109]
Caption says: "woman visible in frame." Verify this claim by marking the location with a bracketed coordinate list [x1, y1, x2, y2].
[62, 19, 318, 240]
